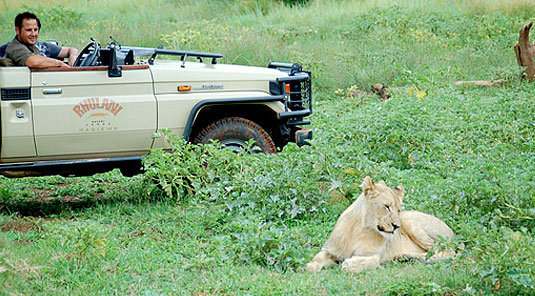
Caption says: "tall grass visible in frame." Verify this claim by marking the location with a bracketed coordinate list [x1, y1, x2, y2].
[6, 0, 524, 91]
[1, 0, 532, 91]
[324, 0, 535, 14]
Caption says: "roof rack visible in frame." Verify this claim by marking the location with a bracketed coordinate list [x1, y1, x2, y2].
[121, 46, 223, 66]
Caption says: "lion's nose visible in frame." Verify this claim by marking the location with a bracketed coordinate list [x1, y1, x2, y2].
[392, 223, 400, 230]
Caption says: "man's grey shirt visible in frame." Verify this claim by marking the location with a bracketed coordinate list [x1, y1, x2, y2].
[2, 38, 62, 65]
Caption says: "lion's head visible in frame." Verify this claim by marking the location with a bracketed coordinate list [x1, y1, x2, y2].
[361, 176, 404, 238]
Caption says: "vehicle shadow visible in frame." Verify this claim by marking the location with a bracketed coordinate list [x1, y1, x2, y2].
[0, 186, 165, 217]
[0, 195, 114, 217]
[0, 173, 154, 217]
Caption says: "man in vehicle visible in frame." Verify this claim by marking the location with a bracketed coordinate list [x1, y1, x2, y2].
[5, 12, 78, 68]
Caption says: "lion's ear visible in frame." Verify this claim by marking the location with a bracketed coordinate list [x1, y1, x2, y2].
[394, 185, 404, 204]
[362, 176, 375, 198]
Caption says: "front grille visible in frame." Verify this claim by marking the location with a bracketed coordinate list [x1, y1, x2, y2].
[288, 73, 312, 113]
[268, 62, 312, 123]
[1, 88, 30, 100]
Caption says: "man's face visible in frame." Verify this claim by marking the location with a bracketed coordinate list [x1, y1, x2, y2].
[15, 18, 39, 45]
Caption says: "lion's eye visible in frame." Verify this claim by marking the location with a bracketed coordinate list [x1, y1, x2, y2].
[385, 205, 390, 211]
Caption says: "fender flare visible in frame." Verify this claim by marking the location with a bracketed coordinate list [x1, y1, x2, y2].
[182, 95, 285, 140]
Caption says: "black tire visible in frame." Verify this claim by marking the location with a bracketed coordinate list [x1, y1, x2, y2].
[193, 117, 277, 154]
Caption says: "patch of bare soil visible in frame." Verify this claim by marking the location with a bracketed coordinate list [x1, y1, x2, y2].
[0, 218, 38, 233]
[0, 216, 62, 233]
[31, 188, 103, 203]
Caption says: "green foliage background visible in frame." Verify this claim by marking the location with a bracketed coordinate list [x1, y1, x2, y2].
[1, 0, 535, 294]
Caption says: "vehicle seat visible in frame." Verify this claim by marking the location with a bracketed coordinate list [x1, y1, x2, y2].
[0, 58, 14, 67]
[0, 42, 7, 57]
[0, 42, 17, 66]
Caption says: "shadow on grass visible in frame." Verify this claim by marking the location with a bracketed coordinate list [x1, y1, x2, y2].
[0, 196, 118, 217]
[0, 185, 167, 218]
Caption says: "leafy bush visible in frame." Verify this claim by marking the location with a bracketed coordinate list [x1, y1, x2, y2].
[459, 223, 535, 292]
[142, 134, 244, 200]
[222, 219, 312, 271]
[142, 134, 329, 223]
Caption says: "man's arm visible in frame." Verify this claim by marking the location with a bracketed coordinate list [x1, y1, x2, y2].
[26, 54, 70, 69]
[57, 46, 79, 66]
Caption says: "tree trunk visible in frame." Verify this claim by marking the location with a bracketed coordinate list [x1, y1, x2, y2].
[514, 22, 535, 82]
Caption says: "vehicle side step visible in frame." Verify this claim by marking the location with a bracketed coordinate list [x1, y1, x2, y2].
[0, 156, 143, 178]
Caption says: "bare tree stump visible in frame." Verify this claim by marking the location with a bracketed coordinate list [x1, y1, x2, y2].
[514, 22, 535, 82]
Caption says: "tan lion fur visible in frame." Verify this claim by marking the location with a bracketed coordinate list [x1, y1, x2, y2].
[306, 176, 454, 273]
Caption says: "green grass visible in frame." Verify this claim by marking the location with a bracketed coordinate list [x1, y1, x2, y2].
[1, 0, 535, 294]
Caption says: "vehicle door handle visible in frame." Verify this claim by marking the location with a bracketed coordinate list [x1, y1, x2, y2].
[42, 88, 62, 95]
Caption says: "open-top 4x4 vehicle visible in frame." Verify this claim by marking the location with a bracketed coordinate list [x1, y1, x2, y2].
[0, 39, 312, 177]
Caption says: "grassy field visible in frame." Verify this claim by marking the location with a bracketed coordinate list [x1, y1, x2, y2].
[1, 0, 535, 294]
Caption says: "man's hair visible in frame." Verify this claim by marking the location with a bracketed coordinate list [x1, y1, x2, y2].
[15, 12, 41, 30]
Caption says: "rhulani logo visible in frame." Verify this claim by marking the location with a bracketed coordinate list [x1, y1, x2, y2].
[73, 98, 123, 118]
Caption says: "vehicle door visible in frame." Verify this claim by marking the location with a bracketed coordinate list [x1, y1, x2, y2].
[30, 65, 156, 159]
[0, 67, 37, 161]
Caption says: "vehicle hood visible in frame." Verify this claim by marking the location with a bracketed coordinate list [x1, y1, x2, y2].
[150, 61, 287, 82]
[148, 61, 288, 95]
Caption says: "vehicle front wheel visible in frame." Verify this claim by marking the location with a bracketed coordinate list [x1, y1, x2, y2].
[193, 117, 277, 154]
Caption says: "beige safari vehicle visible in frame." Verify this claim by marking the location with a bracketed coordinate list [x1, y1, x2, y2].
[0, 39, 312, 177]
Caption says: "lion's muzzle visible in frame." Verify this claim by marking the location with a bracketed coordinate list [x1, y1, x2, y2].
[377, 223, 399, 234]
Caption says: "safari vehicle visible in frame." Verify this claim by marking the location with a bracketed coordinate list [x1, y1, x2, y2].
[0, 39, 312, 177]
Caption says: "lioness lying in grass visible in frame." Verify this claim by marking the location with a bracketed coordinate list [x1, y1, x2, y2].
[306, 176, 454, 273]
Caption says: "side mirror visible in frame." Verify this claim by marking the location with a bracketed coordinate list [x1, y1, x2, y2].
[108, 44, 122, 78]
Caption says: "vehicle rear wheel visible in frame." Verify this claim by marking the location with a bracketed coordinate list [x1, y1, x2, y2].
[193, 117, 277, 154]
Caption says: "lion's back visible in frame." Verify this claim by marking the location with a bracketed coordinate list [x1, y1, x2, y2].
[401, 210, 454, 240]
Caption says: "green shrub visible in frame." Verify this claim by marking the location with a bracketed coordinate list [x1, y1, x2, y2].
[142, 134, 329, 223]
[142, 133, 244, 200]
[222, 219, 312, 271]
[459, 223, 535, 292]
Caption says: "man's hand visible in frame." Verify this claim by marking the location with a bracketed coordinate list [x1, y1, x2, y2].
[58, 60, 71, 69]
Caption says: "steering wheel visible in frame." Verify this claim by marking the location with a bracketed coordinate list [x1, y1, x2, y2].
[73, 40, 100, 67]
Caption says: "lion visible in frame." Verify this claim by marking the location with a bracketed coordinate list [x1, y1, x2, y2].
[306, 176, 455, 273]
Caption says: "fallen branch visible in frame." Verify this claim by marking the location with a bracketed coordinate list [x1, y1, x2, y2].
[453, 80, 503, 87]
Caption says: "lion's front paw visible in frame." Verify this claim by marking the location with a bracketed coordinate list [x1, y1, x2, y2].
[341, 258, 366, 273]
[305, 251, 337, 272]
[341, 255, 380, 273]
[305, 261, 323, 272]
